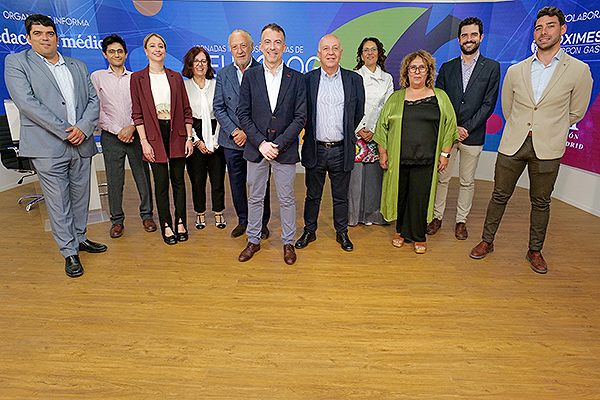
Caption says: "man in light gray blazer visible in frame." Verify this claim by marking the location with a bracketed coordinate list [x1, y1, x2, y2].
[4, 14, 106, 278]
[470, 7, 593, 274]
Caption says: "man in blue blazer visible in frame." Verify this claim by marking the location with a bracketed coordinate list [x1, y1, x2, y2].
[214, 29, 271, 239]
[236, 24, 307, 265]
[4, 14, 105, 277]
[427, 17, 500, 240]
[295, 34, 365, 252]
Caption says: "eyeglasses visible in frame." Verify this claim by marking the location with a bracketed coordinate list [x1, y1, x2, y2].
[193, 59, 208, 65]
[107, 49, 124, 55]
[408, 65, 428, 73]
[362, 46, 378, 53]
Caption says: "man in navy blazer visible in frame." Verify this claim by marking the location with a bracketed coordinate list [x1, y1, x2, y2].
[214, 29, 271, 239]
[236, 24, 307, 265]
[4, 14, 105, 277]
[295, 34, 365, 252]
[427, 17, 500, 240]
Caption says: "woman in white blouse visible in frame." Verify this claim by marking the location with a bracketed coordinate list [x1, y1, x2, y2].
[349, 37, 394, 226]
[182, 47, 227, 230]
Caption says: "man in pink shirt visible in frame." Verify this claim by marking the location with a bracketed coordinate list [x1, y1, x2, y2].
[91, 34, 156, 238]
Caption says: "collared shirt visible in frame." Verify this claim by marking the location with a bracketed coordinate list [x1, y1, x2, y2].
[38, 52, 76, 126]
[461, 51, 480, 92]
[531, 49, 563, 104]
[316, 66, 344, 142]
[234, 60, 252, 85]
[90, 66, 134, 135]
[264, 61, 283, 112]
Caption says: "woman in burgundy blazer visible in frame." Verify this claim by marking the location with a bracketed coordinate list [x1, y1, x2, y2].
[131, 33, 194, 245]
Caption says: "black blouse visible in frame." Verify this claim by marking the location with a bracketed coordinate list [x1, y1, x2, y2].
[400, 95, 440, 165]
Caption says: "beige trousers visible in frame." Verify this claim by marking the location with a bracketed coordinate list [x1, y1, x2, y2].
[433, 142, 483, 223]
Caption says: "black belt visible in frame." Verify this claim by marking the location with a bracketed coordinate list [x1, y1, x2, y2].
[317, 141, 342, 148]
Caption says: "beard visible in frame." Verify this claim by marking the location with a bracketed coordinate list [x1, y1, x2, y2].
[536, 35, 560, 51]
[460, 41, 480, 55]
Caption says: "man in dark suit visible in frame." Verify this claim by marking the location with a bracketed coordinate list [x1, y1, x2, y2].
[214, 29, 271, 239]
[426, 17, 500, 240]
[236, 23, 307, 265]
[295, 34, 365, 252]
[4, 14, 106, 277]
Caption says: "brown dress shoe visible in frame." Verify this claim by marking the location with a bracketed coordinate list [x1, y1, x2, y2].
[455, 222, 468, 240]
[526, 250, 548, 274]
[238, 242, 260, 262]
[426, 218, 442, 235]
[143, 219, 157, 232]
[110, 223, 124, 238]
[470, 241, 494, 259]
[283, 244, 296, 265]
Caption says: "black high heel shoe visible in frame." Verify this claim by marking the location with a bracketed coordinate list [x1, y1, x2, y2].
[177, 220, 188, 242]
[162, 224, 178, 245]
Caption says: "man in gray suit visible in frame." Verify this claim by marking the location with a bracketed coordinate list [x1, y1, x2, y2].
[213, 29, 271, 239]
[4, 14, 106, 278]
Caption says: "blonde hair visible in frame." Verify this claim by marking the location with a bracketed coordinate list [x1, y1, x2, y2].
[143, 33, 166, 50]
[399, 50, 436, 89]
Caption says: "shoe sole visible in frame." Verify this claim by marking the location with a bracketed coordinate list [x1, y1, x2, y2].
[110, 232, 123, 238]
[66, 269, 84, 278]
[470, 247, 493, 259]
[526, 253, 547, 274]
[455, 235, 468, 240]
[195, 224, 206, 229]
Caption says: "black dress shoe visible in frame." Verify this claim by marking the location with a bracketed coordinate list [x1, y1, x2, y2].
[79, 239, 107, 253]
[231, 224, 247, 238]
[177, 231, 188, 242]
[261, 225, 270, 240]
[163, 234, 178, 245]
[295, 230, 316, 249]
[336, 232, 353, 252]
[65, 255, 84, 278]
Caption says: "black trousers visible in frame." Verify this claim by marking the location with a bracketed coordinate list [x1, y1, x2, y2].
[186, 146, 226, 213]
[151, 120, 187, 234]
[396, 163, 434, 242]
[303, 145, 351, 234]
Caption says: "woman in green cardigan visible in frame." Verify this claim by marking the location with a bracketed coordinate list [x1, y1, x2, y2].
[373, 50, 458, 254]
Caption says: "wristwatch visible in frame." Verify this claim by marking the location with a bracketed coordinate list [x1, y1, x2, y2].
[440, 152, 450, 158]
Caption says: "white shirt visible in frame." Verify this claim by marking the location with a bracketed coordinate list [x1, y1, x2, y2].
[184, 78, 220, 151]
[149, 72, 171, 114]
[39, 52, 76, 126]
[264, 61, 284, 112]
[531, 49, 563, 104]
[355, 65, 393, 133]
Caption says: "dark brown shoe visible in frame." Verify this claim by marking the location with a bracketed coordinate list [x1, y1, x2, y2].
[143, 219, 157, 232]
[455, 222, 468, 240]
[426, 218, 442, 235]
[238, 242, 260, 262]
[470, 241, 494, 259]
[526, 250, 548, 274]
[110, 223, 124, 238]
[283, 244, 296, 265]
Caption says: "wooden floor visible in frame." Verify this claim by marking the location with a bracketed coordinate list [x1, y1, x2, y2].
[1, 172, 599, 399]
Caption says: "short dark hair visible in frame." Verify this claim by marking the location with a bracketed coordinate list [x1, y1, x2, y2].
[101, 34, 128, 54]
[536, 6, 565, 26]
[261, 23, 285, 40]
[25, 14, 56, 36]
[182, 46, 215, 80]
[458, 17, 483, 36]
[354, 37, 388, 72]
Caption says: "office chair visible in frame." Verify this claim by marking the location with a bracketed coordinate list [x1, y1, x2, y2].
[0, 114, 45, 211]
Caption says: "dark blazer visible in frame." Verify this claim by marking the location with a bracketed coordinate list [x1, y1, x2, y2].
[237, 64, 307, 164]
[435, 55, 500, 146]
[130, 66, 193, 163]
[213, 58, 261, 150]
[302, 67, 365, 172]
[4, 49, 99, 158]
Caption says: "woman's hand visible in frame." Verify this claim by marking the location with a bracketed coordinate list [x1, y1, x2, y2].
[358, 128, 374, 142]
[141, 140, 155, 163]
[379, 152, 388, 170]
[185, 140, 194, 158]
[438, 155, 449, 172]
[195, 140, 210, 154]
